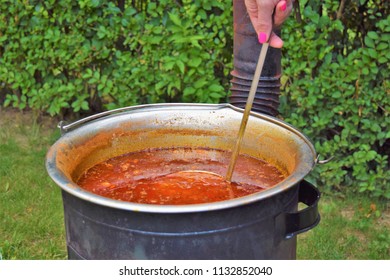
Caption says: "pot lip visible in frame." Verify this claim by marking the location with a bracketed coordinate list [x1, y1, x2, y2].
[46, 103, 317, 214]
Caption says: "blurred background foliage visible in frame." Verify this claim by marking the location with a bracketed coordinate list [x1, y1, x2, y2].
[0, 0, 388, 198]
[279, 0, 389, 198]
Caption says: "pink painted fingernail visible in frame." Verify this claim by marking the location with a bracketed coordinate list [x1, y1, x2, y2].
[258, 32, 267, 44]
[280, 1, 287, 11]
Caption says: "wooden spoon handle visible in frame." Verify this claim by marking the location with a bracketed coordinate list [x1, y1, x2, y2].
[225, 43, 270, 182]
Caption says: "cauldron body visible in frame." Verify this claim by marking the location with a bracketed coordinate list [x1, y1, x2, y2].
[46, 103, 320, 260]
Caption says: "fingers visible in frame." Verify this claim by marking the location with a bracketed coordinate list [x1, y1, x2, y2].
[245, 0, 261, 34]
[255, 0, 279, 43]
[270, 0, 293, 48]
[273, 0, 293, 27]
[245, 0, 293, 48]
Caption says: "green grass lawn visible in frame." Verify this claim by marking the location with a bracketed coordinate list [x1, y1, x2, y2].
[0, 108, 389, 260]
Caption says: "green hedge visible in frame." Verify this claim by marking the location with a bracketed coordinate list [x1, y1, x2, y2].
[1, 0, 388, 197]
[280, 0, 389, 198]
[0, 0, 232, 114]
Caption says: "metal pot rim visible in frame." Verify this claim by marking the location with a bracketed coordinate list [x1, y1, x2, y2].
[46, 103, 317, 214]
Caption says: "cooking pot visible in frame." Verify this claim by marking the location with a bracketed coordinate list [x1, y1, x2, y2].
[46, 103, 320, 259]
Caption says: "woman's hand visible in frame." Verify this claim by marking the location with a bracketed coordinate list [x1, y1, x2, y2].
[245, 0, 293, 48]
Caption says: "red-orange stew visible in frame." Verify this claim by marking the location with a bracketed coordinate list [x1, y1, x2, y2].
[77, 148, 287, 205]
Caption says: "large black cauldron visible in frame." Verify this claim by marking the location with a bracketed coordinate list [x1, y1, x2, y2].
[46, 103, 320, 259]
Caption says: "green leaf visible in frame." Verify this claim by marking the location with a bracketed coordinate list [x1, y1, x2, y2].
[93, 71, 100, 80]
[367, 31, 379, 40]
[91, 0, 100, 8]
[155, 80, 167, 90]
[364, 36, 375, 48]
[377, 42, 388, 51]
[0, 35, 8, 43]
[188, 57, 202, 67]
[209, 92, 221, 98]
[183, 87, 195, 96]
[176, 60, 185, 74]
[367, 48, 378, 58]
[81, 101, 89, 111]
[193, 78, 208, 89]
[324, 53, 332, 65]
[164, 61, 175, 70]
[168, 12, 181, 26]
[198, 9, 207, 20]
[148, 36, 163, 44]
[3, 97, 11, 107]
[91, 38, 103, 50]
[378, 56, 388, 63]
[208, 83, 223, 92]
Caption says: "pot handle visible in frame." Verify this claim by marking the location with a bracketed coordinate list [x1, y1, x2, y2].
[277, 180, 321, 239]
